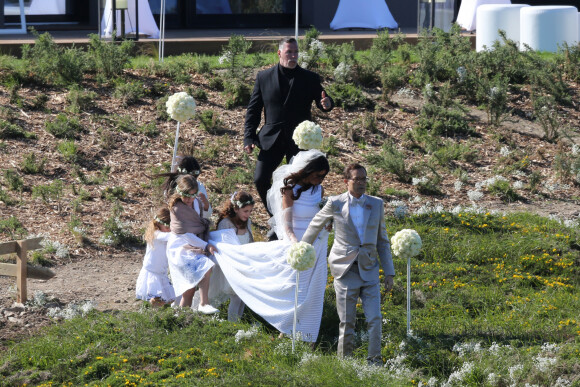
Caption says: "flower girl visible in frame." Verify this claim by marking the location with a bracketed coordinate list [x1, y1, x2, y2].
[166, 175, 219, 313]
[135, 207, 175, 307]
[157, 156, 212, 219]
[215, 191, 255, 321]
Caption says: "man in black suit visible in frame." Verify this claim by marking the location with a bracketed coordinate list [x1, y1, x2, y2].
[244, 37, 334, 215]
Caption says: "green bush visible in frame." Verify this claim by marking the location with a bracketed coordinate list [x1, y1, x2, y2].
[3, 169, 23, 192]
[197, 109, 223, 134]
[21, 31, 86, 85]
[326, 82, 372, 110]
[22, 152, 46, 175]
[113, 80, 146, 106]
[416, 103, 472, 137]
[0, 216, 27, 239]
[0, 120, 36, 139]
[366, 142, 413, 183]
[211, 166, 253, 194]
[487, 179, 522, 202]
[45, 113, 83, 139]
[224, 80, 251, 109]
[57, 140, 79, 164]
[86, 34, 133, 78]
[32, 180, 64, 211]
[66, 85, 97, 113]
[381, 64, 408, 101]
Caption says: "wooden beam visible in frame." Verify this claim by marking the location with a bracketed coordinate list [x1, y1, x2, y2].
[0, 237, 43, 256]
[15, 240, 28, 303]
[0, 263, 55, 280]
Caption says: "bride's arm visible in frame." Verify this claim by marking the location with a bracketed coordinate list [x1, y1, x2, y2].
[282, 189, 298, 243]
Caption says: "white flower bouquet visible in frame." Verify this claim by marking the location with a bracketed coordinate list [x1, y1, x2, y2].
[292, 120, 322, 150]
[286, 241, 316, 271]
[166, 92, 196, 122]
[391, 229, 422, 259]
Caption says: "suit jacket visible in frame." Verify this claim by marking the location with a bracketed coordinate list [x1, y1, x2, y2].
[302, 192, 395, 282]
[244, 64, 333, 151]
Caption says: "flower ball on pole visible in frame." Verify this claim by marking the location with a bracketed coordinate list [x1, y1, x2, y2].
[292, 120, 323, 150]
[286, 241, 316, 351]
[391, 229, 422, 336]
[166, 92, 196, 172]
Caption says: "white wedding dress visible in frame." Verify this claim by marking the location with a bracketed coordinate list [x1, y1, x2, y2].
[209, 151, 329, 342]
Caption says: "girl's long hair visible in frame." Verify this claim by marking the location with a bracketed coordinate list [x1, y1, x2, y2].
[216, 191, 254, 229]
[168, 175, 198, 209]
[153, 156, 201, 196]
[144, 206, 170, 246]
[281, 155, 329, 201]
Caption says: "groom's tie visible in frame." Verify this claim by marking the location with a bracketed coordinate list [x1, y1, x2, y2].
[351, 197, 365, 207]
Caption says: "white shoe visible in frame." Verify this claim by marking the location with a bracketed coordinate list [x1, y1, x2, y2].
[198, 304, 219, 314]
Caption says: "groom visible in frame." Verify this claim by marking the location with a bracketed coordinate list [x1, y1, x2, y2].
[301, 163, 395, 365]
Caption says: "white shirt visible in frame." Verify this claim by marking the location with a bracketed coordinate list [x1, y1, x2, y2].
[348, 193, 366, 244]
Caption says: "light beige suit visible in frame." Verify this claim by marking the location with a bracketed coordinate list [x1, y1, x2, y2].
[302, 192, 394, 363]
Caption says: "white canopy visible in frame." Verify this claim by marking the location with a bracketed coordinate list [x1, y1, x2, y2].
[330, 0, 398, 30]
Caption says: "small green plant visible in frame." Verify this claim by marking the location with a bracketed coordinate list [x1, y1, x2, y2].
[30, 93, 49, 111]
[197, 109, 223, 134]
[223, 80, 251, 109]
[220, 34, 252, 81]
[384, 187, 410, 198]
[32, 179, 64, 211]
[367, 142, 413, 183]
[328, 157, 344, 175]
[487, 178, 521, 202]
[186, 86, 208, 102]
[0, 216, 26, 239]
[155, 95, 170, 121]
[45, 113, 83, 139]
[381, 64, 407, 102]
[22, 152, 46, 175]
[101, 186, 127, 201]
[4, 76, 22, 106]
[66, 85, 96, 113]
[326, 82, 372, 110]
[322, 136, 339, 156]
[100, 204, 141, 247]
[211, 166, 253, 194]
[194, 54, 212, 74]
[0, 187, 15, 206]
[73, 165, 110, 185]
[113, 80, 146, 106]
[137, 122, 159, 137]
[0, 120, 36, 139]
[4, 169, 23, 192]
[194, 137, 228, 163]
[485, 80, 509, 127]
[57, 140, 79, 164]
[86, 34, 133, 78]
[30, 250, 54, 267]
[208, 76, 225, 91]
[68, 215, 88, 246]
[533, 96, 561, 142]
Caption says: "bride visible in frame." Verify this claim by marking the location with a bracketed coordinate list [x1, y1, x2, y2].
[209, 149, 330, 342]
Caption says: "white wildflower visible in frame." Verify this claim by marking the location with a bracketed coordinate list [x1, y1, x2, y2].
[489, 86, 500, 99]
[500, 146, 511, 157]
[394, 205, 408, 219]
[487, 372, 500, 386]
[424, 83, 434, 99]
[310, 39, 325, 53]
[453, 342, 482, 358]
[572, 144, 580, 156]
[299, 352, 320, 366]
[454, 180, 463, 192]
[513, 181, 524, 189]
[488, 342, 501, 355]
[553, 377, 572, 387]
[411, 195, 422, 203]
[412, 176, 428, 186]
[456, 66, 467, 83]
[397, 88, 417, 98]
[446, 362, 474, 384]
[534, 356, 557, 372]
[385, 354, 411, 376]
[334, 62, 351, 82]
[467, 190, 484, 202]
[508, 364, 523, 383]
[234, 325, 259, 343]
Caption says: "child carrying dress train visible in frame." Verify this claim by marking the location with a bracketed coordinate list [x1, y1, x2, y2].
[135, 207, 175, 307]
[157, 156, 212, 219]
[215, 191, 255, 321]
[166, 175, 219, 313]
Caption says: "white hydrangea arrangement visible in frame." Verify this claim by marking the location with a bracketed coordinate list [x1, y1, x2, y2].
[166, 92, 196, 122]
[286, 241, 316, 271]
[292, 120, 322, 150]
[391, 229, 422, 259]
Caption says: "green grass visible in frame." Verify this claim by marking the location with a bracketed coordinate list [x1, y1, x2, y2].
[1, 211, 578, 386]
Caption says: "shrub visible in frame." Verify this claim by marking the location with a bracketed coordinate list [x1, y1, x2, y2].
[194, 55, 212, 74]
[208, 76, 225, 91]
[45, 113, 83, 139]
[156, 95, 170, 121]
[211, 166, 253, 194]
[187, 86, 208, 102]
[138, 122, 159, 137]
[197, 110, 223, 134]
[367, 142, 413, 183]
[0, 216, 27, 239]
[101, 186, 127, 201]
[100, 205, 141, 247]
[532, 95, 561, 142]
[57, 140, 79, 164]
[86, 34, 133, 78]
[32, 180, 64, 212]
[3, 169, 23, 192]
[113, 80, 145, 106]
[21, 31, 85, 85]
[22, 152, 46, 175]
[381, 64, 407, 102]
[220, 34, 252, 81]
[30, 93, 49, 111]
[66, 86, 97, 113]
[326, 83, 372, 110]
[224, 80, 251, 109]
[487, 179, 522, 202]
[0, 120, 36, 139]
[416, 103, 472, 137]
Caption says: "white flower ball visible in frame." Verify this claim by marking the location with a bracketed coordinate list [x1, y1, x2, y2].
[166, 92, 196, 122]
[292, 120, 323, 150]
[391, 229, 422, 259]
[286, 241, 316, 271]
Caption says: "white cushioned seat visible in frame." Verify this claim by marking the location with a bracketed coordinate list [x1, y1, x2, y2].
[520, 6, 579, 52]
[476, 4, 530, 52]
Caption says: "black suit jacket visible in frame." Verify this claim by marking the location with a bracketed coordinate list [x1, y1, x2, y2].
[244, 64, 333, 151]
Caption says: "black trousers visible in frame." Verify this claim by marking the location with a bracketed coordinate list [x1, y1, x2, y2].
[254, 135, 299, 216]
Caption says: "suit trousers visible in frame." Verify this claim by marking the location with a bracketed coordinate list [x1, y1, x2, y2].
[334, 263, 382, 364]
[254, 135, 299, 215]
